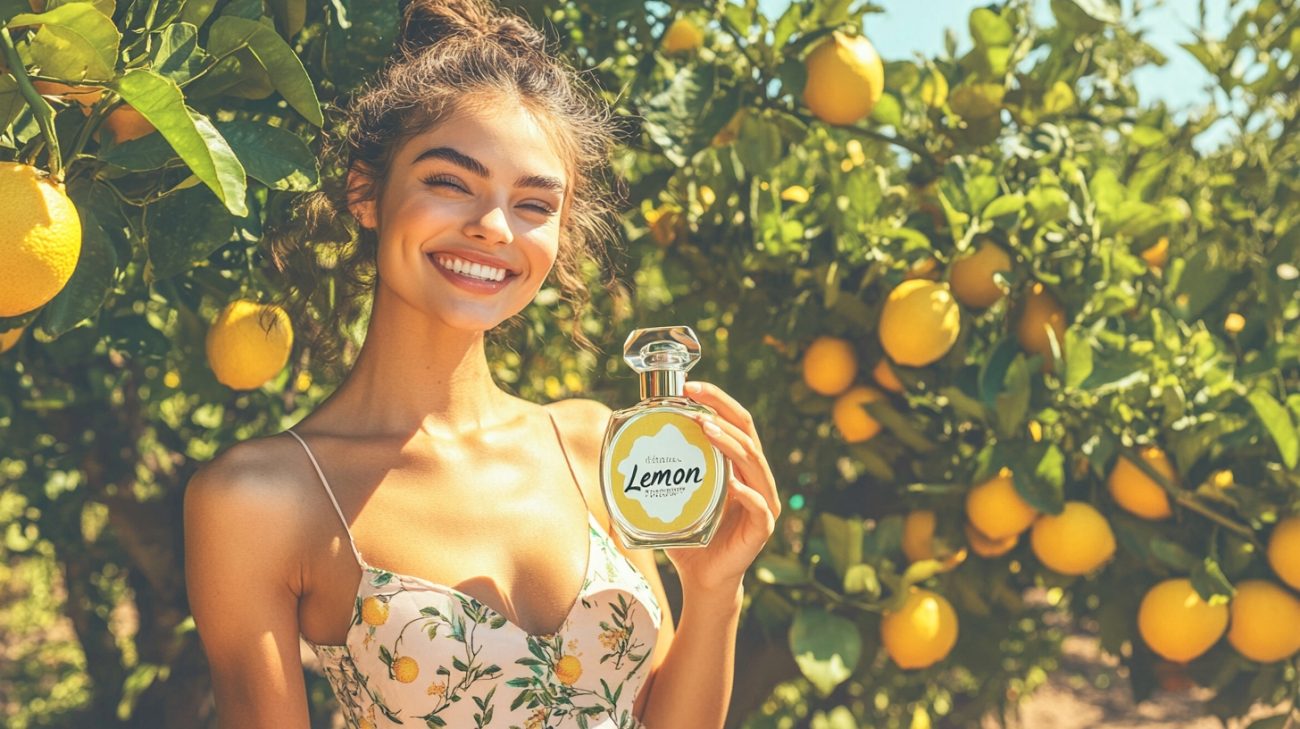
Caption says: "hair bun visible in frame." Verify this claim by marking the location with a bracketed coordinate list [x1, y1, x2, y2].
[396, 0, 545, 59]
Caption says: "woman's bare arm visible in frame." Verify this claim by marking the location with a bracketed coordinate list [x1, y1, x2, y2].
[183, 444, 312, 729]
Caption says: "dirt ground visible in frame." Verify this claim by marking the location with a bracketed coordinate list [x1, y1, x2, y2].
[979, 634, 1294, 729]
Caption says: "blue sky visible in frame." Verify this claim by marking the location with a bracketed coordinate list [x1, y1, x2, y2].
[754, 0, 1239, 151]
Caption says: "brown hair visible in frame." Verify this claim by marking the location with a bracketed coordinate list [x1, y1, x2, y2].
[265, 0, 626, 383]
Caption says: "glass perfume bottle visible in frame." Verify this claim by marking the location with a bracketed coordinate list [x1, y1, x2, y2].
[599, 326, 731, 549]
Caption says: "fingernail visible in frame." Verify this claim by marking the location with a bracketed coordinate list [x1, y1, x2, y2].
[702, 420, 722, 436]
[684, 382, 700, 393]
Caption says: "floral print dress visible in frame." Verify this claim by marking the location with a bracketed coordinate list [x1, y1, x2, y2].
[286, 418, 663, 729]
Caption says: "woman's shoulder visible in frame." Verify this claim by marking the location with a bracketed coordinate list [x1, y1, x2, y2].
[186, 431, 319, 532]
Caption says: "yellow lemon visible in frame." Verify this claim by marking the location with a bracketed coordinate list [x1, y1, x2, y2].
[0, 162, 83, 317]
[1107, 446, 1176, 520]
[1140, 237, 1169, 269]
[392, 655, 420, 683]
[964, 522, 1018, 558]
[872, 359, 904, 393]
[555, 655, 583, 685]
[832, 385, 883, 443]
[1224, 313, 1245, 334]
[1016, 282, 1067, 365]
[361, 596, 389, 626]
[205, 300, 294, 390]
[802, 31, 885, 125]
[880, 587, 959, 670]
[661, 17, 703, 53]
[1030, 502, 1116, 576]
[878, 279, 961, 367]
[1227, 580, 1300, 663]
[965, 468, 1037, 540]
[1138, 578, 1228, 663]
[948, 241, 1012, 308]
[801, 336, 858, 396]
[1268, 516, 1300, 591]
[101, 105, 156, 143]
[780, 185, 810, 203]
[0, 326, 24, 354]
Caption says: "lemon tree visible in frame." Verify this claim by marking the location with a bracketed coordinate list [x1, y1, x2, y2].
[2, 1, 1299, 728]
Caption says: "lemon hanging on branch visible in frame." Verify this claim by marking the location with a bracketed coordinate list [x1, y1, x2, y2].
[878, 279, 961, 367]
[205, 300, 295, 390]
[802, 31, 885, 126]
[0, 161, 82, 317]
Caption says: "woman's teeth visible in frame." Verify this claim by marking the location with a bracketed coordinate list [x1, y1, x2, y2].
[433, 254, 508, 282]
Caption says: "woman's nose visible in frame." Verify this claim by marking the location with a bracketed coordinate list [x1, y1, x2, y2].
[463, 204, 513, 244]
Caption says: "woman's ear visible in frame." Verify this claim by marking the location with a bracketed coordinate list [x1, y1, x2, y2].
[345, 164, 379, 230]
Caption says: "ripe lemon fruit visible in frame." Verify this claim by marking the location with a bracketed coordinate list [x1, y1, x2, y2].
[555, 655, 583, 684]
[1268, 516, 1300, 591]
[965, 468, 1037, 540]
[948, 241, 1012, 308]
[1140, 237, 1169, 269]
[0, 162, 83, 317]
[878, 279, 961, 367]
[661, 16, 704, 53]
[803, 31, 885, 125]
[880, 587, 959, 669]
[361, 596, 389, 626]
[802, 336, 858, 396]
[1227, 580, 1300, 663]
[1015, 281, 1067, 362]
[872, 358, 904, 393]
[1030, 501, 1116, 576]
[832, 385, 883, 443]
[1138, 578, 1228, 663]
[0, 326, 24, 354]
[205, 300, 294, 390]
[1107, 446, 1176, 520]
[101, 105, 156, 143]
[391, 655, 420, 683]
[964, 522, 1018, 558]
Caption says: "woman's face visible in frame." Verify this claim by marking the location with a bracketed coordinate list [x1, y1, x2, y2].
[354, 103, 569, 333]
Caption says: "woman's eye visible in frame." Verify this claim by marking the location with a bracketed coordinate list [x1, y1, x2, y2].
[422, 175, 556, 215]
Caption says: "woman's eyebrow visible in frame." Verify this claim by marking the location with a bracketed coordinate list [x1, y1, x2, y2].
[412, 145, 564, 194]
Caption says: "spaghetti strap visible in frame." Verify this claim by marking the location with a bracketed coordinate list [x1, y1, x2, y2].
[284, 428, 366, 568]
[546, 409, 590, 514]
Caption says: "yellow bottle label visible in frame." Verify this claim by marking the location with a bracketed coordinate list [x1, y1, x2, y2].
[606, 410, 719, 533]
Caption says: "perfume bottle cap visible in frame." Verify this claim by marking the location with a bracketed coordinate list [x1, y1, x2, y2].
[623, 326, 700, 399]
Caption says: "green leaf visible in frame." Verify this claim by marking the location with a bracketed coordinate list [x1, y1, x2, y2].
[1063, 326, 1094, 388]
[110, 69, 247, 216]
[46, 0, 114, 14]
[215, 120, 318, 190]
[149, 22, 206, 85]
[819, 513, 863, 579]
[10, 4, 121, 82]
[1245, 716, 1290, 729]
[267, 0, 306, 39]
[145, 184, 236, 280]
[993, 354, 1032, 439]
[1190, 557, 1234, 605]
[207, 15, 324, 126]
[1010, 443, 1066, 514]
[36, 204, 116, 337]
[0, 74, 23, 130]
[1246, 389, 1299, 469]
[969, 8, 1013, 48]
[789, 607, 861, 697]
[982, 193, 1025, 219]
[862, 398, 936, 453]
[843, 563, 879, 597]
[869, 92, 901, 127]
[754, 554, 806, 585]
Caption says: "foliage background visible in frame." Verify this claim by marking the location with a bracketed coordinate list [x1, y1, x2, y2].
[0, 0, 1297, 727]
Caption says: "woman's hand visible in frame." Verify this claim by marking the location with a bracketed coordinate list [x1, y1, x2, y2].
[661, 380, 781, 593]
